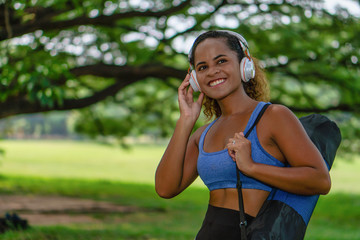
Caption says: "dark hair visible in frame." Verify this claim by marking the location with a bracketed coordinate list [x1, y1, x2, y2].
[189, 31, 245, 66]
[188, 30, 270, 120]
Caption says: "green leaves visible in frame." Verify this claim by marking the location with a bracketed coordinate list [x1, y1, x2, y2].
[73, 78, 180, 144]
[1, 0, 359, 151]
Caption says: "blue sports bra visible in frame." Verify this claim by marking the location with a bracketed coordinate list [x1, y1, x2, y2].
[197, 102, 285, 192]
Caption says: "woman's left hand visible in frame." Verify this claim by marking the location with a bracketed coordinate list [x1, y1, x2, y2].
[226, 132, 254, 175]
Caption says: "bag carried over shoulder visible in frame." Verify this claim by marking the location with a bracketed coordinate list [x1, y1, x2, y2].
[240, 104, 342, 240]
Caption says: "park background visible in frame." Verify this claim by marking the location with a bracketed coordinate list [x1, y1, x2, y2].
[0, 0, 359, 239]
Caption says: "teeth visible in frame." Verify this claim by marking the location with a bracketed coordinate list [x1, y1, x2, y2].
[209, 79, 225, 87]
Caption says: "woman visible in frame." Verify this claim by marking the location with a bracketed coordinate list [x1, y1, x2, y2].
[155, 30, 331, 239]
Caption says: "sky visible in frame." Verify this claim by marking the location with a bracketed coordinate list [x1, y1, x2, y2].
[325, 0, 360, 16]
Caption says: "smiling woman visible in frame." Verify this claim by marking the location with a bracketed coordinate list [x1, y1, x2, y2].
[155, 30, 331, 240]
[187, 30, 270, 120]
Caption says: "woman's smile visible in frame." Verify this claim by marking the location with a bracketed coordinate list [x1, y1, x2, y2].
[209, 78, 226, 87]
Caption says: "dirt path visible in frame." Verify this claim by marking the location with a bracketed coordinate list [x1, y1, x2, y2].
[0, 195, 138, 226]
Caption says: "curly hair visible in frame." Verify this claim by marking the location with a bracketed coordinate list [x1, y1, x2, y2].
[188, 31, 270, 120]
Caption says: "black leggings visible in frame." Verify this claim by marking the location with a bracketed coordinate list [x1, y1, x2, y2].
[195, 205, 254, 240]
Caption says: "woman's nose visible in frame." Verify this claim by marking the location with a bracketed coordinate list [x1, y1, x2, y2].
[208, 67, 220, 76]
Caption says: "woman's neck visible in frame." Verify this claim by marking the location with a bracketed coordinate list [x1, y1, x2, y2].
[217, 89, 258, 117]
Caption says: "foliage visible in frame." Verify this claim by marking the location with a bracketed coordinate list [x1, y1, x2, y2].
[73, 78, 181, 145]
[0, 0, 359, 151]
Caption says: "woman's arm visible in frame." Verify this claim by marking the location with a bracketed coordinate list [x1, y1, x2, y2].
[227, 104, 331, 195]
[155, 75, 204, 199]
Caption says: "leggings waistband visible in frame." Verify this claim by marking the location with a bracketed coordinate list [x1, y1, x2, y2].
[203, 204, 254, 225]
[195, 205, 255, 240]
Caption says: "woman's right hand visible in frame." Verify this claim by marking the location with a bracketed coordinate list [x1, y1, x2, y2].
[178, 74, 204, 123]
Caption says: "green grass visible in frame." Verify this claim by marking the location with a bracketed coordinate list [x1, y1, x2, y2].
[0, 140, 166, 184]
[306, 193, 360, 240]
[0, 140, 359, 239]
[0, 175, 209, 240]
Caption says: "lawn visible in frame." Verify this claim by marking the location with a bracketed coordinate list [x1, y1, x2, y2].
[0, 140, 359, 239]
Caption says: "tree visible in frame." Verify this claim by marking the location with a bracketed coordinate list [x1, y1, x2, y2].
[1, 0, 359, 150]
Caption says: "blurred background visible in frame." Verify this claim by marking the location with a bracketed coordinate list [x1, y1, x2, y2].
[0, 0, 359, 239]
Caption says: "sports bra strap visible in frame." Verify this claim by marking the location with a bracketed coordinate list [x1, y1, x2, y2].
[198, 119, 217, 153]
[244, 103, 270, 138]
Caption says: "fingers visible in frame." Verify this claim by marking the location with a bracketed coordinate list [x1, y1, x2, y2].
[234, 132, 244, 139]
[226, 138, 237, 160]
[228, 132, 245, 144]
[226, 132, 253, 171]
[226, 132, 249, 154]
[196, 92, 205, 105]
[179, 73, 204, 105]
[185, 83, 194, 101]
[228, 149, 236, 160]
[178, 75, 191, 101]
[179, 74, 191, 91]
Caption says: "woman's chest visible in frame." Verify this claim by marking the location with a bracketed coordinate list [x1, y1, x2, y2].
[202, 116, 284, 163]
[203, 117, 249, 153]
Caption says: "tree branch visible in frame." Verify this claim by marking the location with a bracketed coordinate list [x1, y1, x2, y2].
[0, 0, 191, 41]
[0, 63, 185, 118]
[70, 63, 185, 79]
[4, 1, 12, 38]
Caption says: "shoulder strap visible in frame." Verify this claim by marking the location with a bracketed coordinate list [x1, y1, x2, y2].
[244, 103, 270, 138]
[237, 103, 270, 240]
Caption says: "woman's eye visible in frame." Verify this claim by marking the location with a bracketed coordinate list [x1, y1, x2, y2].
[198, 66, 207, 71]
[218, 59, 227, 64]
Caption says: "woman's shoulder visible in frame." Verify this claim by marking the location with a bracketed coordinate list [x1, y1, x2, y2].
[264, 103, 304, 134]
[190, 122, 212, 146]
[266, 103, 297, 121]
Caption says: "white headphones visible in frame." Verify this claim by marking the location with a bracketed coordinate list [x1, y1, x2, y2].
[188, 30, 255, 92]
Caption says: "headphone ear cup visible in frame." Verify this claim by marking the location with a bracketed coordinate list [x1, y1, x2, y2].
[240, 57, 255, 82]
[189, 70, 201, 92]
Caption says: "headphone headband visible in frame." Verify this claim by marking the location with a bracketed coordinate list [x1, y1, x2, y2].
[216, 30, 250, 56]
[188, 30, 251, 65]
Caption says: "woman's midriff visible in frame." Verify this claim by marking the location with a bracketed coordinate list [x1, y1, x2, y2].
[209, 188, 270, 217]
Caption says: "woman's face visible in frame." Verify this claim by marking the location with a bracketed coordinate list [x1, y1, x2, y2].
[193, 37, 242, 100]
